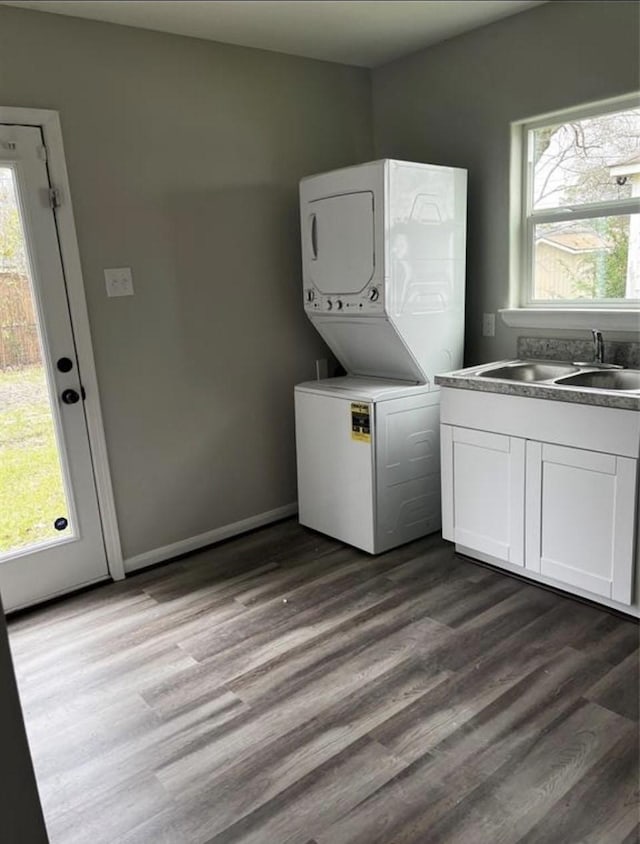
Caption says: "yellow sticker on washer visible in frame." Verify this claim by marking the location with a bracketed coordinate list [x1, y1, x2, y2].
[351, 402, 371, 443]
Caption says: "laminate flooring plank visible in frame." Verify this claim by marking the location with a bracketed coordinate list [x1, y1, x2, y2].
[172, 558, 454, 686]
[43, 772, 169, 844]
[7, 520, 639, 844]
[16, 636, 198, 718]
[13, 592, 244, 693]
[8, 590, 156, 658]
[323, 695, 635, 844]
[570, 611, 640, 666]
[370, 596, 620, 764]
[233, 535, 461, 609]
[32, 683, 246, 789]
[25, 690, 160, 784]
[139, 565, 461, 720]
[409, 701, 635, 844]
[142, 526, 345, 603]
[177, 551, 407, 663]
[117, 663, 448, 844]
[315, 746, 477, 844]
[155, 615, 451, 794]
[171, 661, 447, 830]
[430, 647, 613, 768]
[204, 737, 405, 844]
[426, 585, 560, 672]
[585, 649, 640, 720]
[224, 591, 453, 706]
[516, 730, 640, 844]
[37, 690, 250, 830]
[369, 601, 582, 764]
[213, 555, 516, 689]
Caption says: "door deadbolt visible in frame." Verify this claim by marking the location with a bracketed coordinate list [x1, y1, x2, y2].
[61, 388, 80, 404]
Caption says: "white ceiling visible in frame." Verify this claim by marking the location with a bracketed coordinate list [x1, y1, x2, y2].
[0, 1, 546, 68]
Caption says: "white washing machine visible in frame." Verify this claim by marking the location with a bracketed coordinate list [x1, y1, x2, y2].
[295, 159, 467, 553]
[295, 377, 442, 554]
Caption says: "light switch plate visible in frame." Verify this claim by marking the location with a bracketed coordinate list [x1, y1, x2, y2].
[105, 267, 134, 297]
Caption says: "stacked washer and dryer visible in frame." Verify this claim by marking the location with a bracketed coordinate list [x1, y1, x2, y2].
[294, 159, 467, 554]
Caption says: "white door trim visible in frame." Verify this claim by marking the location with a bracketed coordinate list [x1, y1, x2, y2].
[0, 106, 124, 581]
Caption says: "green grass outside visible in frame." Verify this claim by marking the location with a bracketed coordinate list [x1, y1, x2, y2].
[0, 365, 68, 554]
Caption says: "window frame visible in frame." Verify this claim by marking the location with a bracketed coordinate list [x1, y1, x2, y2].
[503, 93, 640, 330]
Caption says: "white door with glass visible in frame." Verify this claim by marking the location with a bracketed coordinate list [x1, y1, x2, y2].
[0, 124, 108, 611]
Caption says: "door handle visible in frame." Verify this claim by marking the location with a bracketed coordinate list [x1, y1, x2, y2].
[61, 388, 80, 405]
[310, 213, 318, 260]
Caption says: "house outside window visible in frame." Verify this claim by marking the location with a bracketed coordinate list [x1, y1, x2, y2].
[504, 95, 640, 331]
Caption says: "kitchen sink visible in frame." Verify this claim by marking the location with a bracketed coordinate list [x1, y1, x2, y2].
[555, 370, 640, 391]
[478, 362, 580, 382]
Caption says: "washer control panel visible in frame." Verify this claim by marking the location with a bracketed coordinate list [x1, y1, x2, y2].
[304, 286, 384, 314]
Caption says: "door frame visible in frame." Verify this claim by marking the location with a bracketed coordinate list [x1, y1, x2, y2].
[0, 106, 124, 582]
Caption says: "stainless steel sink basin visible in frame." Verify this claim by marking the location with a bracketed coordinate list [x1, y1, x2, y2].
[479, 362, 580, 382]
[555, 370, 640, 391]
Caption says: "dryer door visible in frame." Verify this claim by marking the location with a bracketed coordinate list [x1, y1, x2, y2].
[305, 191, 374, 295]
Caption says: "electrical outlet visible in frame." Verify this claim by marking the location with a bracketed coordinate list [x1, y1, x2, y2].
[482, 312, 495, 337]
[105, 267, 134, 297]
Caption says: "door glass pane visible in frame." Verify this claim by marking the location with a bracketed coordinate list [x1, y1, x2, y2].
[0, 166, 72, 556]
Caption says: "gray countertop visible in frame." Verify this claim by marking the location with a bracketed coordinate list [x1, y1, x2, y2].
[435, 360, 640, 411]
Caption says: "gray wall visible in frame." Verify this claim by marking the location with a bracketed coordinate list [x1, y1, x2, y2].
[0, 602, 48, 842]
[0, 5, 372, 559]
[372, 0, 640, 365]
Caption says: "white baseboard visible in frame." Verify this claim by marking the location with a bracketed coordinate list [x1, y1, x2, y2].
[124, 503, 298, 574]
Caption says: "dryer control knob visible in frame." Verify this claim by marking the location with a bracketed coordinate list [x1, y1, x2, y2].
[306, 289, 315, 302]
[336, 300, 343, 310]
[368, 287, 379, 302]
[326, 300, 333, 310]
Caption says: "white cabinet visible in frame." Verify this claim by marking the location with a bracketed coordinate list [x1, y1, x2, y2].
[441, 426, 524, 566]
[439, 390, 639, 610]
[525, 442, 636, 604]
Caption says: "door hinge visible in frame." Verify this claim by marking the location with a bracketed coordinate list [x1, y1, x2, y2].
[49, 188, 61, 209]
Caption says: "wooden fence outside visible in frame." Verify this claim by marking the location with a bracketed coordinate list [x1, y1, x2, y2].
[0, 272, 41, 370]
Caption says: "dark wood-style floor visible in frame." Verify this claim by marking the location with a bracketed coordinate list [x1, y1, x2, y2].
[8, 520, 640, 844]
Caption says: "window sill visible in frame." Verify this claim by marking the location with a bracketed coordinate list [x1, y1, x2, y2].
[499, 308, 640, 333]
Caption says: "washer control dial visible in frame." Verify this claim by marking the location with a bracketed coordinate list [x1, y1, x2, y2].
[368, 287, 380, 302]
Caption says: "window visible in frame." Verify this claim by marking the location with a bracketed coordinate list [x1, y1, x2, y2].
[512, 95, 640, 319]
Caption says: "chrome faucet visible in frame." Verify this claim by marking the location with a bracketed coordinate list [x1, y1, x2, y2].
[592, 329, 604, 364]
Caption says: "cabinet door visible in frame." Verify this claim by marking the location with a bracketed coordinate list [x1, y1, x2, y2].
[441, 425, 525, 565]
[526, 442, 637, 604]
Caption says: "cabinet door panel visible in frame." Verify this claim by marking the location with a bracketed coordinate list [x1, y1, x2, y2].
[441, 425, 525, 565]
[526, 442, 637, 604]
